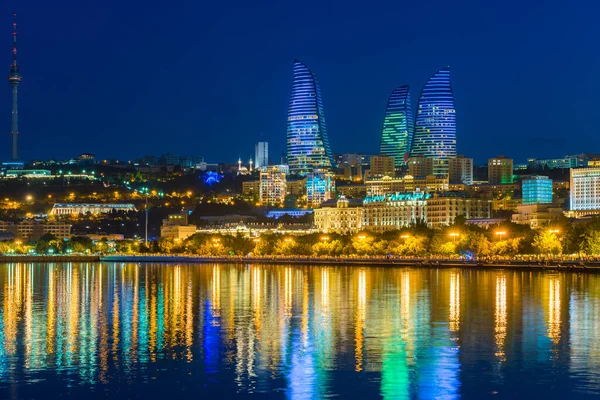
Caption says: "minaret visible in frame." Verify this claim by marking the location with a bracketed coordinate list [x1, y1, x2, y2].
[8, 14, 21, 161]
[237, 158, 242, 175]
[249, 158, 253, 172]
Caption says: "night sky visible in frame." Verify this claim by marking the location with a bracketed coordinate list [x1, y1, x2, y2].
[2, 1, 598, 164]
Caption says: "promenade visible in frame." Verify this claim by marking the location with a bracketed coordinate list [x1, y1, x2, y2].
[99, 255, 600, 272]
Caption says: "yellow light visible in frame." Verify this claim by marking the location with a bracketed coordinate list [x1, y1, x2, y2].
[549, 229, 560, 234]
[25, 195, 33, 202]
[495, 231, 507, 236]
[358, 235, 366, 240]
[449, 232, 460, 238]
[320, 235, 329, 241]
[284, 237, 293, 243]
[186, 191, 192, 197]
[400, 234, 410, 239]
[14, 240, 21, 246]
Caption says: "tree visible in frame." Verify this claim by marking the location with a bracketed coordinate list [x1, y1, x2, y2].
[580, 228, 600, 255]
[532, 230, 562, 255]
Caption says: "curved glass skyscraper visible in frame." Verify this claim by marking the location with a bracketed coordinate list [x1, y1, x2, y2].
[286, 59, 334, 175]
[411, 67, 456, 175]
[379, 85, 413, 167]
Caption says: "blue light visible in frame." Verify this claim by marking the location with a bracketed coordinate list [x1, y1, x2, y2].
[202, 172, 222, 187]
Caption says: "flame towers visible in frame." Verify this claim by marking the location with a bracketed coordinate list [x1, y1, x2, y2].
[379, 85, 413, 167]
[410, 67, 456, 175]
[8, 14, 21, 161]
[286, 59, 333, 175]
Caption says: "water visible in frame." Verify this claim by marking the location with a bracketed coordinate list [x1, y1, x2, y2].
[0, 263, 599, 399]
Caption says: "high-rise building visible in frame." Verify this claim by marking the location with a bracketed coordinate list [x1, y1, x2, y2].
[255, 142, 268, 169]
[259, 166, 287, 206]
[410, 67, 457, 175]
[569, 167, 600, 217]
[286, 59, 334, 175]
[449, 155, 473, 185]
[306, 168, 336, 207]
[370, 155, 395, 178]
[522, 176, 552, 205]
[379, 85, 413, 167]
[8, 14, 21, 162]
[488, 156, 513, 184]
[407, 155, 434, 177]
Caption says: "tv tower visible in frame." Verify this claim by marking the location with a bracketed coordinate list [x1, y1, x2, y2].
[8, 13, 21, 161]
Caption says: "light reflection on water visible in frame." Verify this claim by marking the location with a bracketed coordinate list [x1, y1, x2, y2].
[0, 263, 599, 398]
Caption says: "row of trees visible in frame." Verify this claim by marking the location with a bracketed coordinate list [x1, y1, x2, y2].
[146, 217, 600, 258]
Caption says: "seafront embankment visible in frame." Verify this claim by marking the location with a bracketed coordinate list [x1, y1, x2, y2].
[99, 255, 600, 272]
[0, 255, 100, 262]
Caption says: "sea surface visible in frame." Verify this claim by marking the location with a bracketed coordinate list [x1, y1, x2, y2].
[0, 262, 599, 399]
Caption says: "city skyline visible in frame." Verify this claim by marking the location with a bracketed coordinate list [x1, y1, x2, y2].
[2, 2, 597, 164]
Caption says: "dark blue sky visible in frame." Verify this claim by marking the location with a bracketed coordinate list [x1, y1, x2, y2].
[2, 0, 598, 164]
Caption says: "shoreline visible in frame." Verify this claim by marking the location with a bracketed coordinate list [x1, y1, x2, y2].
[0, 255, 596, 272]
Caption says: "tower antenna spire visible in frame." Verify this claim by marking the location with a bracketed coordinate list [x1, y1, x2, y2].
[8, 12, 22, 162]
[12, 13, 17, 67]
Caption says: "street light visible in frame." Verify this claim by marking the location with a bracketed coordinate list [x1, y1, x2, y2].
[495, 230, 507, 239]
[549, 229, 560, 234]
[449, 232, 460, 242]
[400, 234, 410, 240]
[320, 235, 329, 241]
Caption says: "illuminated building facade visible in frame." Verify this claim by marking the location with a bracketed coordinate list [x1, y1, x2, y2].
[425, 194, 491, 228]
[528, 156, 580, 169]
[379, 85, 413, 167]
[511, 204, 563, 227]
[160, 213, 197, 240]
[370, 155, 395, 178]
[448, 155, 473, 185]
[362, 192, 428, 232]
[410, 67, 457, 175]
[0, 220, 71, 241]
[366, 175, 448, 196]
[313, 196, 363, 234]
[306, 168, 336, 207]
[255, 142, 268, 169]
[488, 156, 513, 184]
[522, 176, 552, 205]
[286, 59, 334, 174]
[50, 203, 136, 215]
[259, 166, 287, 206]
[407, 155, 434, 177]
[568, 167, 600, 217]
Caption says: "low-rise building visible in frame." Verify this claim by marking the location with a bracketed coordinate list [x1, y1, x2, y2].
[362, 192, 428, 232]
[160, 213, 197, 241]
[313, 196, 363, 234]
[0, 220, 72, 241]
[492, 197, 521, 212]
[366, 175, 448, 196]
[426, 194, 492, 228]
[50, 203, 136, 215]
[511, 204, 564, 228]
[336, 184, 367, 198]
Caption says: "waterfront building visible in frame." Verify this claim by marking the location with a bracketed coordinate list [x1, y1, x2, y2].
[313, 196, 363, 234]
[160, 213, 197, 241]
[425, 194, 491, 228]
[527, 156, 580, 170]
[362, 192, 428, 232]
[0, 220, 71, 241]
[366, 175, 448, 196]
[286, 59, 334, 174]
[511, 204, 564, 228]
[448, 155, 473, 185]
[488, 156, 514, 184]
[411, 67, 457, 175]
[259, 166, 287, 206]
[522, 176, 552, 204]
[379, 85, 413, 167]
[50, 203, 136, 216]
[407, 155, 434, 177]
[255, 142, 268, 169]
[568, 167, 600, 217]
[370, 155, 395, 178]
[306, 168, 335, 207]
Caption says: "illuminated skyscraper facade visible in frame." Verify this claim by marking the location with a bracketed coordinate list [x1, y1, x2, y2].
[8, 14, 21, 161]
[411, 67, 456, 175]
[379, 85, 413, 167]
[286, 60, 333, 175]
